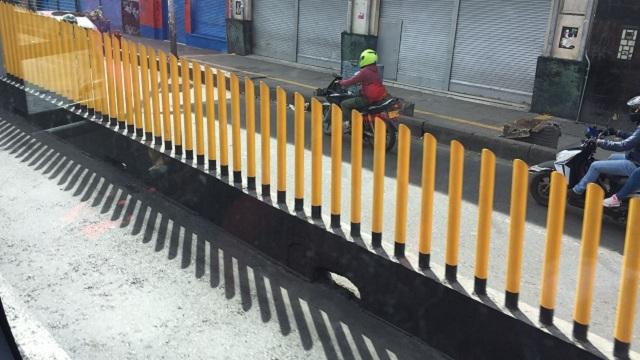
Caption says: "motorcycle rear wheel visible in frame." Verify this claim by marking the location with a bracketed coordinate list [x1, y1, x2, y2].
[530, 171, 551, 206]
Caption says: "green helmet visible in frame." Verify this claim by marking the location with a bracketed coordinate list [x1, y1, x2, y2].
[359, 49, 378, 68]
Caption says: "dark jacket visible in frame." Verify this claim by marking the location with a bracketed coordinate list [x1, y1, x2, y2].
[599, 126, 640, 164]
[338, 65, 387, 103]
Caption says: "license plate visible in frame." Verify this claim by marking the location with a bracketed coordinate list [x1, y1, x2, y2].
[388, 110, 400, 118]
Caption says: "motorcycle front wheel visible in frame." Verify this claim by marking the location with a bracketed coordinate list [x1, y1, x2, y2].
[529, 171, 551, 206]
[322, 106, 332, 135]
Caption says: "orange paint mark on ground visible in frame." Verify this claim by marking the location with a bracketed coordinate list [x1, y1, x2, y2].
[82, 220, 117, 239]
[62, 203, 87, 224]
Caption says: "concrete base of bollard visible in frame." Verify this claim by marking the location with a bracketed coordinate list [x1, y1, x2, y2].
[220, 165, 229, 177]
[419, 253, 430, 269]
[350, 222, 360, 238]
[505, 291, 519, 309]
[247, 177, 256, 191]
[294, 198, 303, 212]
[474, 277, 487, 296]
[540, 306, 554, 326]
[197, 155, 205, 165]
[614, 339, 630, 359]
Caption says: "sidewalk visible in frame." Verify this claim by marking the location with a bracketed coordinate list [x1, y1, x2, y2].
[129, 35, 587, 164]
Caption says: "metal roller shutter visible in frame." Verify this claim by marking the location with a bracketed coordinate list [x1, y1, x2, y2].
[297, 0, 347, 70]
[252, 0, 296, 62]
[379, 0, 456, 90]
[192, 0, 227, 42]
[20, 0, 77, 11]
[450, 0, 551, 103]
[174, 0, 186, 43]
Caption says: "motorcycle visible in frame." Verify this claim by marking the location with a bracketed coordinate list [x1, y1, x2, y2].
[315, 74, 402, 151]
[528, 126, 630, 223]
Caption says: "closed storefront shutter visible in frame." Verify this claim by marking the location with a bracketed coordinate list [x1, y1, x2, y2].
[297, 0, 347, 70]
[253, 0, 297, 62]
[450, 0, 551, 103]
[192, 0, 227, 44]
[379, 0, 456, 90]
[30, 0, 77, 11]
[174, 0, 186, 43]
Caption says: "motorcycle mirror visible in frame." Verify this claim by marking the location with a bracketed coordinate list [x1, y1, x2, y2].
[332, 73, 342, 79]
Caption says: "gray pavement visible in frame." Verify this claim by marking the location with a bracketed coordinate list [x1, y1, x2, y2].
[0, 109, 447, 360]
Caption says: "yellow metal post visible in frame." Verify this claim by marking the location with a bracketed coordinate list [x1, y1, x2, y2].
[277, 87, 287, 203]
[539, 172, 567, 325]
[474, 149, 496, 295]
[79, 28, 93, 110]
[573, 183, 604, 341]
[218, 69, 229, 176]
[505, 159, 529, 309]
[170, 55, 182, 155]
[129, 42, 143, 137]
[92, 31, 108, 122]
[122, 41, 133, 131]
[148, 47, 162, 145]
[371, 118, 386, 247]
[158, 51, 172, 149]
[311, 98, 323, 219]
[64, 24, 77, 102]
[87, 30, 101, 117]
[394, 125, 411, 258]
[181, 58, 193, 159]
[139, 45, 152, 138]
[260, 81, 270, 195]
[193, 61, 205, 165]
[231, 73, 242, 183]
[246, 78, 256, 190]
[205, 66, 217, 171]
[613, 198, 640, 358]
[350, 111, 363, 237]
[111, 35, 125, 128]
[294, 92, 305, 211]
[445, 140, 464, 281]
[418, 133, 437, 269]
[330, 104, 342, 228]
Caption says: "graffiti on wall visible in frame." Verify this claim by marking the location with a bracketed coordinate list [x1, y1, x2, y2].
[122, 0, 140, 35]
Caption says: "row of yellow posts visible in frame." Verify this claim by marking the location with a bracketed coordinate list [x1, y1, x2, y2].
[1, 3, 639, 357]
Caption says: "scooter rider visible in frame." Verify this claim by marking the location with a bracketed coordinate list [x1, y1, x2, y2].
[570, 96, 640, 201]
[338, 49, 388, 126]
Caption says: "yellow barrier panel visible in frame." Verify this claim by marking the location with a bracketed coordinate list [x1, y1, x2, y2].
[372, 118, 386, 247]
[3, 5, 16, 78]
[130, 43, 142, 137]
[445, 140, 464, 281]
[350, 111, 363, 237]
[573, 183, 604, 341]
[539, 172, 567, 325]
[111, 35, 125, 127]
[218, 69, 229, 176]
[474, 149, 496, 294]
[181, 58, 193, 158]
[204, 66, 216, 170]
[294, 92, 305, 211]
[122, 40, 134, 130]
[169, 54, 182, 154]
[277, 87, 287, 203]
[246, 78, 256, 190]
[139, 45, 152, 138]
[231, 73, 242, 182]
[505, 159, 529, 309]
[311, 98, 323, 219]
[0, 5, 13, 77]
[330, 104, 342, 228]
[418, 133, 437, 269]
[614, 198, 640, 358]
[260, 81, 270, 195]
[193, 61, 205, 164]
[148, 47, 162, 145]
[158, 51, 172, 149]
[394, 125, 411, 258]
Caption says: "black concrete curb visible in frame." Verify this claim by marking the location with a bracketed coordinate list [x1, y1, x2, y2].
[0, 77, 607, 360]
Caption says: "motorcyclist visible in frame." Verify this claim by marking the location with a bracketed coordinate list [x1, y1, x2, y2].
[338, 49, 387, 126]
[570, 96, 640, 202]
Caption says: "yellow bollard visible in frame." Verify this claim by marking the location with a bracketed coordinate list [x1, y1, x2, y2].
[418, 133, 437, 268]
[111, 35, 125, 128]
[64, 24, 77, 102]
[231, 73, 242, 182]
[505, 159, 529, 308]
[217, 69, 229, 176]
[193, 61, 205, 165]
[260, 81, 271, 195]
[573, 183, 604, 341]
[0, 5, 12, 77]
[158, 51, 172, 149]
[139, 45, 152, 138]
[170, 55, 182, 155]
[330, 104, 343, 228]
[394, 125, 411, 258]
[371, 118, 386, 247]
[311, 98, 323, 219]
[181, 58, 193, 159]
[445, 140, 464, 281]
[474, 149, 496, 294]
[148, 47, 162, 145]
[79, 28, 93, 110]
[87, 31, 101, 117]
[121, 40, 134, 131]
[246, 78, 257, 190]
[129, 43, 143, 137]
[539, 172, 567, 325]
[277, 87, 287, 203]
[350, 111, 363, 237]
[205, 66, 217, 171]
[294, 92, 305, 211]
[93, 31, 108, 122]
[613, 198, 640, 358]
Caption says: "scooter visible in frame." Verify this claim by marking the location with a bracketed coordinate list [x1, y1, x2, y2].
[315, 74, 402, 151]
[528, 126, 629, 223]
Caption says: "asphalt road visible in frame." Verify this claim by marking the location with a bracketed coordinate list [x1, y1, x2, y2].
[0, 109, 447, 359]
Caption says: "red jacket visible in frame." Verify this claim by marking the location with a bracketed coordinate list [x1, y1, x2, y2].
[339, 65, 387, 103]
